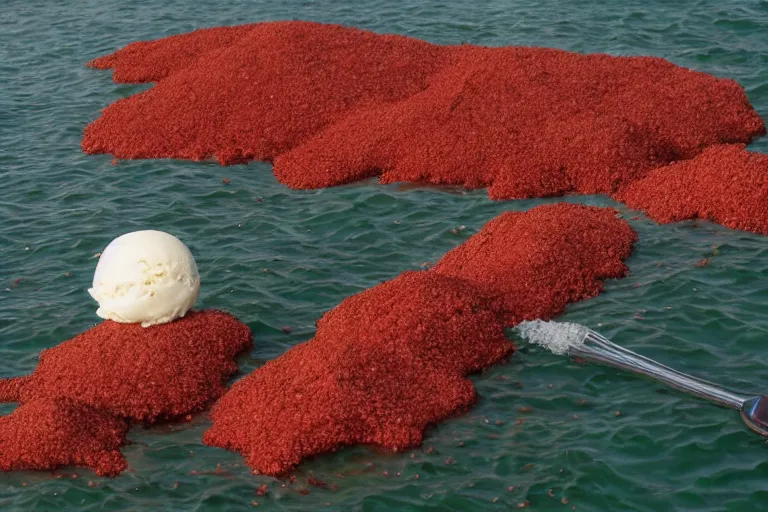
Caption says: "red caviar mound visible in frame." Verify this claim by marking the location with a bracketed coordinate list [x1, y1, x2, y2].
[83, 21, 764, 200]
[1, 310, 252, 423]
[204, 204, 636, 476]
[0, 310, 251, 476]
[0, 398, 129, 476]
[616, 144, 768, 234]
[432, 203, 636, 324]
[205, 271, 510, 476]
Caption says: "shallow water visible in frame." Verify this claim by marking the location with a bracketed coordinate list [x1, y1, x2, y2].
[2, 0, 768, 510]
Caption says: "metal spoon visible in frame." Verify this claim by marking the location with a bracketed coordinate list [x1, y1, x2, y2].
[522, 323, 768, 436]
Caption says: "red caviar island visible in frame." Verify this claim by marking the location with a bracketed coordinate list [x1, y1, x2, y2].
[618, 144, 768, 234]
[203, 203, 636, 476]
[83, 21, 764, 201]
[0, 399, 129, 477]
[83, 21, 768, 235]
[0, 310, 252, 476]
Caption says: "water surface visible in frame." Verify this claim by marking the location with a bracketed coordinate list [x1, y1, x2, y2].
[2, 1, 768, 510]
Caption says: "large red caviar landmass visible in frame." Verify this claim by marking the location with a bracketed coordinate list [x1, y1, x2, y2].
[0, 310, 252, 476]
[204, 203, 636, 476]
[618, 144, 768, 234]
[82, 21, 768, 234]
[80, 22, 761, 186]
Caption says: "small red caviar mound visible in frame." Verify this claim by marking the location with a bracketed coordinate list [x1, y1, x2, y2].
[204, 204, 636, 476]
[204, 271, 511, 476]
[0, 310, 251, 476]
[616, 144, 768, 234]
[432, 203, 636, 324]
[83, 21, 764, 199]
[5, 310, 252, 423]
[0, 398, 129, 476]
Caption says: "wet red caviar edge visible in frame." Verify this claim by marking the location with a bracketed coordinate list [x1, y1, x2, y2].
[82, 21, 768, 234]
[0, 310, 252, 476]
[203, 203, 636, 476]
[617, 144, 768, 234]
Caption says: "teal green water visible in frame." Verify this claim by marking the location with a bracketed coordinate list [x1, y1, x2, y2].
[2, 0, 768, 510]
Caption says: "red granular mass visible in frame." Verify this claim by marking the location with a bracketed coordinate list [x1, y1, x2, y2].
[0, 399, 128, 477]
[82, 21, 764, 202]
[616, 144, 768, 234]
[432, 203, 636, 324]
[205, 271, 511, 476]
[5, 310, 252, 422]
[204, 203, 635, 476]
[0, 310, 252, 475]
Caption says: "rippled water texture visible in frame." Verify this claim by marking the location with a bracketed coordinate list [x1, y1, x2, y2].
[2, 1, 768, 510]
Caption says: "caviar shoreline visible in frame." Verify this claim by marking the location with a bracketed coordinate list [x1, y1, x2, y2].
[83, 21, 768, 235]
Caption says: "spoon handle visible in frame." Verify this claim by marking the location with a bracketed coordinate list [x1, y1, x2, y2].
[571, 329, 748, 410]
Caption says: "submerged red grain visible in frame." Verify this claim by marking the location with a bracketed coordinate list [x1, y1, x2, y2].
[82, 22, 764, 198]
[0, 398, 129, 476]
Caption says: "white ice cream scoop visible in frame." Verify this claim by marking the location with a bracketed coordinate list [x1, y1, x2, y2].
[88, 230, 200, 327]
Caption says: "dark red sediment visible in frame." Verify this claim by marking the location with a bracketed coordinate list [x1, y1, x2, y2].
[205, 271, 511, 476]
[204, 203, 636, 476]
[82, 21, 768, 234]
[0, 310, 252, 475]
[11, 310, 252, 422]
[616, 144, 768, 234]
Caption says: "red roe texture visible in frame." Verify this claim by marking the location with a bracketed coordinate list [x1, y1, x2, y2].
[0, 310, 252, 475]
[84, 22, 447, 164]
[616, 144, 768, 234]
[205, 271, 511, 476]
[11, 310, 252, 422]
[83, 21, 765, 200]
[204, 203, 636, 476]
[432, 203, 637, 324]
[0, 399, 128, 477]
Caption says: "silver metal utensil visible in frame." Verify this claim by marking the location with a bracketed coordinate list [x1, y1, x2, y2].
[515, 320, 768, 436]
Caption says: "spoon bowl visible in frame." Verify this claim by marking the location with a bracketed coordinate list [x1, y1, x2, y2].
[741, 396, 768, 436]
